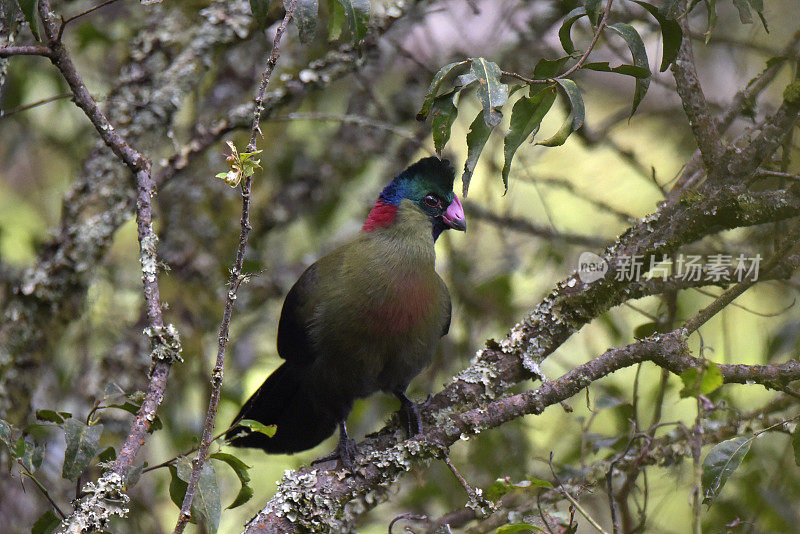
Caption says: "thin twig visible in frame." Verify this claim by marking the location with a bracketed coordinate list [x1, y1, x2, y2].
[556, 0, 614, 80]
[549, 452, 610, 534]
[56, 0, 121, 42]
[171, 2, 296, 532]
[19, 464, 67, 519]
[0, 45, 52, 57]
[0, 92, 73, 119]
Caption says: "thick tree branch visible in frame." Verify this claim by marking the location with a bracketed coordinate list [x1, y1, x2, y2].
[670, 15, 725, 173]
[0, 45, 51, 57]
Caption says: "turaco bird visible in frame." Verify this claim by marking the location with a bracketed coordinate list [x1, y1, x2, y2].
[226, 156, 466, 470]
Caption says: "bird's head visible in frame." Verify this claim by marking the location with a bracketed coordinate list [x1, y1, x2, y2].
[364, 157, 467, 240]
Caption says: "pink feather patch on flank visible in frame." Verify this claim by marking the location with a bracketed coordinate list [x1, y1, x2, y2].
[363, 200, 398, 231]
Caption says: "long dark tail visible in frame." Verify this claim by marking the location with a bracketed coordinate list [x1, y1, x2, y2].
[225, 362, 338, 453]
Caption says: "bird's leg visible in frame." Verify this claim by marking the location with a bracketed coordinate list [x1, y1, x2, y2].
[311, 420, 357, 472]
[394, 389, 423, 436]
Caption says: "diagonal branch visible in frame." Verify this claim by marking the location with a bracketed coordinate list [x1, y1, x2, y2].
[670, 14, 725, 174]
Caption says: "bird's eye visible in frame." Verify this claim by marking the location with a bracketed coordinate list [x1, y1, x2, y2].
[424, 194, 441, 208]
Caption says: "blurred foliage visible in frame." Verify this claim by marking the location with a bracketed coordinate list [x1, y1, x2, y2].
[1, 0, 800, 532]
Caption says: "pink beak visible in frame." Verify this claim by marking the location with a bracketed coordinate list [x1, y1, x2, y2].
[443, 194, 467, 232]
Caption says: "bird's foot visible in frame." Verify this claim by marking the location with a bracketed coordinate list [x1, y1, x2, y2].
[312, 436, 358, 473]
[397, 396, 424, 437]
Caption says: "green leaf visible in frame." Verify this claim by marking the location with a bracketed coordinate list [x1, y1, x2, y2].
[192, 462, 221, 533]
[335, 0, 369, 43]
[211, 452, 254, 509]
[168, 461, 189, 509]
[607, 23, 651, 117]
[430, 90, 458, 155]
[582, 61, 650, 78]
[633, 321, 659, 339]
[327, 0, 344, 40]
[792, 428, 800, 467]
[537, 78, 584, 147]
[533, 57, 569, 80]
[502, 87, 557, 189]
[470, 57, 508, 127]
[461, 110, 494, 197]
[249, 0, 271, 28]
[747, 0, 767, 31]
[62, 419, 103, 481]
[584, 0, 603, 26]
[98, 446, 116, 464]
[35, 410, 65, 425]
[14, 438, 37, 472]
[15, 0, 40, 41]
[497, 524, 543, 533]
[416, 61, 469, 121]
[26, 443, 45, 472]
[731, 0, 752, 23]
[558, 7, 587, 55]
[632, 0, 682, 71]
[31, 510, 60, 534]
[679, 361, 723, 398]
[486, 476, 553, 502]
[237, 419, 277, 438]
[293, 0, 318, 42]
[702, 436, 751, 504]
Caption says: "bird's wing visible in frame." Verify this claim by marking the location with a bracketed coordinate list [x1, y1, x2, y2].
[439, 274, 452, 337]
[276, 263, 319, 365]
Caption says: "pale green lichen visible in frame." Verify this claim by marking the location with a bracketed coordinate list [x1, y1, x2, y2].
[144, 323, 183, 363]
[58, 472, 129, 534]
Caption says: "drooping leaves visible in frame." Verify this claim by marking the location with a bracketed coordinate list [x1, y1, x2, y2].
[15, 0, 40, 40]
[327, 0, 344, 40]
[336, 0, 369, 42]
[558, 7, 587, 56]
[582, 61, 650, 78]
[168, 460, 190, 509]
[584, 0, 603, 26]
[470, 57, 508, 127]
[701, 436, 752, 504]
[537, 78, 584, 147]
[237, 419, 277, 438]
[211, 452, 254, 509]
[679, 361, 723, 398]
[502, 87, 557, 189]
[193, 462, 221, 533]
[533, 57, 569, 80]
[249, 0, 271, 28]
[606, 23, 651, 116]
[632, 0, 682, 71]
[430, 90, 458, 154]
[62, 419, 103, 481]
[416, 61, 469, 121]
[31, 510, 60, 534]
[169, 459, 221, 532]
[35, 409, 66, 425]
[293, 0, 319, 43]
[461, 110, 494, 197]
